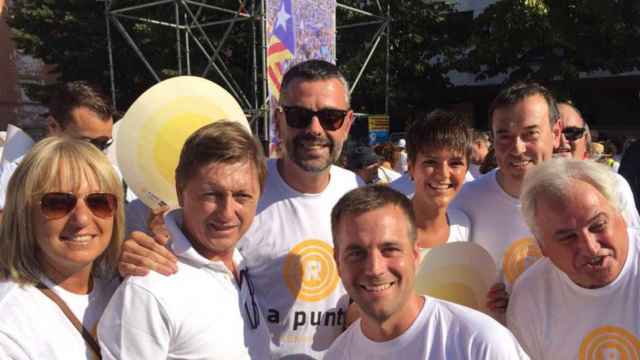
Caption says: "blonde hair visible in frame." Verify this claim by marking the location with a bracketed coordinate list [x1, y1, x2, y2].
[0, 136, 124, 284]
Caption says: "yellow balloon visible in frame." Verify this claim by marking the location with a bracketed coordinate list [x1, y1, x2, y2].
[116, 76, 250, 209]
[415, 242, 497, 315]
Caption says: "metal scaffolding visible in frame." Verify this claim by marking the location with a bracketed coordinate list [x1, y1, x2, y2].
[104, 0, 391, 141]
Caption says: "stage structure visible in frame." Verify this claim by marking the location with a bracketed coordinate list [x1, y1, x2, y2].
[103, 0, 391, 142]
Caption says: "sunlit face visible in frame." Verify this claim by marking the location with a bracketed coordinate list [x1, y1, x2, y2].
[335, 205, 420, 324]
[34, 172, 114, 279]
[49, 106, 113, 152]
[178, 160, 260, 261]
[409, 147, 468, 209]
[492, 94, 560, 186]
[276, 78, 353, 173]
[554, 104, 588, 160]
[536, 180, 628, 289]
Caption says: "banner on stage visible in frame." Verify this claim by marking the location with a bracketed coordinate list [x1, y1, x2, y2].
[266, 0, 337, 156]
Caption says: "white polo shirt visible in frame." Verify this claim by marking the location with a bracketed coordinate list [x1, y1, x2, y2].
[98, 209, 271, 359]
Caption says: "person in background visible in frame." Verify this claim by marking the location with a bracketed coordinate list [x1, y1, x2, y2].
[406, 110, 471, 254]
[0, 81, 135, 215]
[325, 185, 529, 359]
[509, 159, 639, 360]
[393, 138, 409, 173]
[469, 130, 491, 178]
[553, 102, 639, 227]
[0, 137, 124, 359]
[375, 142, 402, 181]
[347, 145, 383, 184]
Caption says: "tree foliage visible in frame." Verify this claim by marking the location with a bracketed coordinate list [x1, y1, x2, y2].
[459, 0, 640, 83]
[8, 0, 257, 111]
[7, 0, 640, 118]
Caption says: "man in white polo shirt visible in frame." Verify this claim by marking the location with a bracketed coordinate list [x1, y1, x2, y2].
[326, 185, 529, 359]
[98, 121, 270, 359]
[508, 158, 640, 360]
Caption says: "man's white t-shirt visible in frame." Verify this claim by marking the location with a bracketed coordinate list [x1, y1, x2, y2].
[325, 296, 529, 360]
[0, 276, 119, 360]
[98, 209, 271, 360]
[450, 169, 536, 288]
[469, 163, 483, 179]
[237, 159, 362, 359]
[507, 228, 640, 360]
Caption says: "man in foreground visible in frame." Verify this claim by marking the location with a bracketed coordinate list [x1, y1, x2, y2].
[326, 185, 528, 359]
[99, 122, 271, 358]
[508, 158, 640, 360]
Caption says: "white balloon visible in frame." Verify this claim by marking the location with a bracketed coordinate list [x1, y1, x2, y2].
[116, 76, 249, 209]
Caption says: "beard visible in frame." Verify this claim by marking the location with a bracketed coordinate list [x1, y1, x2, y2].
[286, 131, 343, 173]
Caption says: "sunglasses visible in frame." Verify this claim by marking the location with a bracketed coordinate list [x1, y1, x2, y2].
[86, 137, 113, 152]
[280, 106, 349, 131]
[562, 127, 586, 142]
[40, 192, 117, 220]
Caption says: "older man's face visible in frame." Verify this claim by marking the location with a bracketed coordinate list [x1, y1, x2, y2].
[178, 160, 260, 261]
[536, 179, 628, 289]
[554, 104, 588, 160]
[276, 78, 353, 173]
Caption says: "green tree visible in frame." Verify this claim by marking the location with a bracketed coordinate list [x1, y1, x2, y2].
[459, 0, 640, 83]
[8, 0, 257, 111]
[337, 0, 466, 118]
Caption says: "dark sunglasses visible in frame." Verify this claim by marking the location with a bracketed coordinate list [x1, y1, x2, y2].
[86, 137, 113, 152]
[280, 106, 349, 131]
[40, 192, 117, 220]
[562, 127, 586, 142]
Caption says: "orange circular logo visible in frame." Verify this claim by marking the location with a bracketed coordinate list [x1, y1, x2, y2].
[502, 237, 542, 285]
[282, 239, 340, 302]
[579, 326, 640, 360]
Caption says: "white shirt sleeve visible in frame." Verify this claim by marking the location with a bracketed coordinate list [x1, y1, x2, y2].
[0, 331, 32, 360]
[98, 280, 172, 359]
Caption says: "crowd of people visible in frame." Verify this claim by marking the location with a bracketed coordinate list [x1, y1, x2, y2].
[0, 52, 639, 360]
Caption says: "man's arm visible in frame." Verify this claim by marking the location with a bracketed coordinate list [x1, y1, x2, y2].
[119, 205, 178, 277]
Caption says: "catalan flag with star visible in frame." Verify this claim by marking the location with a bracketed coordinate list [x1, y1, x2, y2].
[267, 0, 295, 100]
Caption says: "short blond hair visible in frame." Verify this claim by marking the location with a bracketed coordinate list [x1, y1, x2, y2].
[0, 136, 124, 284]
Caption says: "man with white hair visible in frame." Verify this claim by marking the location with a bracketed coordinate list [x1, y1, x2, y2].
[553, 102, 639, 227]
[508, 158, 640, 360]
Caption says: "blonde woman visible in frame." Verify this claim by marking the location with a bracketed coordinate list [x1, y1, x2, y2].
[0, 136, 124, 359]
